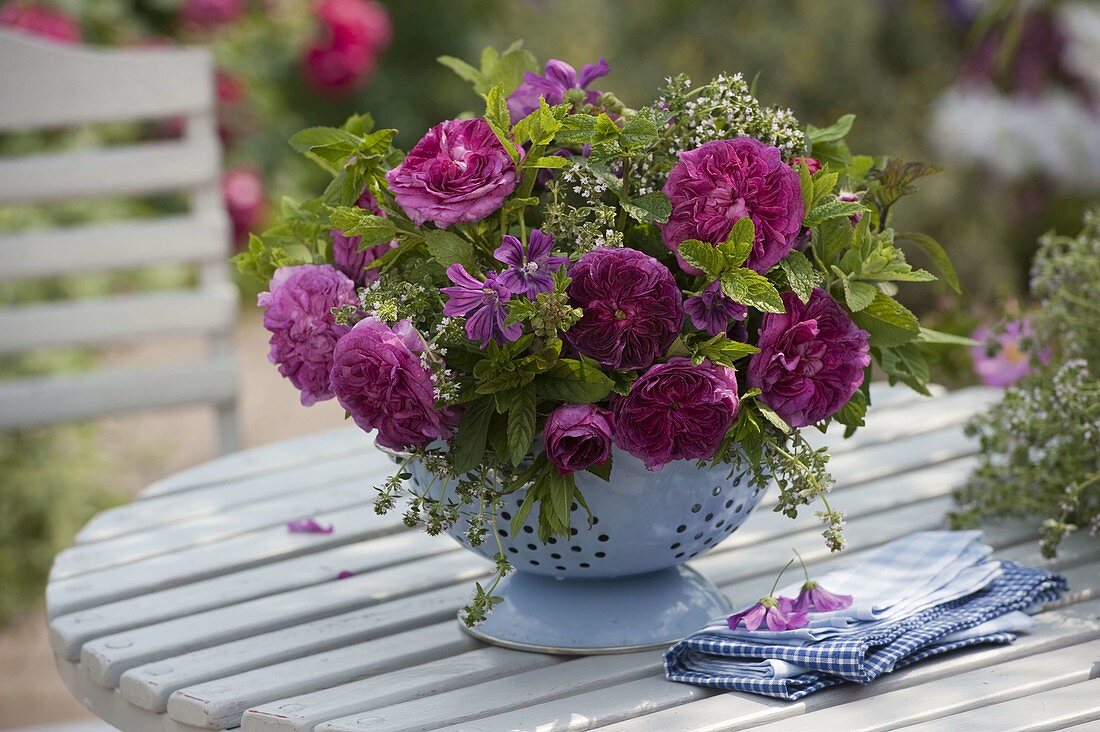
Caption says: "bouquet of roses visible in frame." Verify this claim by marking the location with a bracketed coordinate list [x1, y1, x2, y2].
[236, 43, 961, 621]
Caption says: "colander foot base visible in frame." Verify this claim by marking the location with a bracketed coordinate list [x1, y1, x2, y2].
[457, 564, 732, 654]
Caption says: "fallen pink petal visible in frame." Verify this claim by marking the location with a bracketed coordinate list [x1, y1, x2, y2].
[287, 518, 334, 534]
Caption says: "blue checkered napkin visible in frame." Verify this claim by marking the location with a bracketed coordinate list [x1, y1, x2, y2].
[664, 562, 1067, 701]
[714, 531, 1000, 645]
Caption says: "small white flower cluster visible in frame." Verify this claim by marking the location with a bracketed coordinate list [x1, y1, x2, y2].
[542, 180, 623, 255]
[358, 280, 433, 325]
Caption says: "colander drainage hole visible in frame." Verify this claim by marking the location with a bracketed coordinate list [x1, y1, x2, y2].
[579, 562, 590, 568]
[551, 553, 561, 559]
[598, 534, 609, 542]
[670, 542, 681, 550]
[595, 551, 606, 558]
[570, 546, 582, 552]
[704, 513, 714, 521]
[527, 543, 537, 550]
[500, 511, 511, 520]
[693, 531, 704, 540]
[676, 525, 687, 533]
[690, 504, 701, 513]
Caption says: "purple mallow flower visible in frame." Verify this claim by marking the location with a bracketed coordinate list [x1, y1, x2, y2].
[386, 118, 517, 228]
[287, 518, 333, 534]
[442, 264, 522, 348]
[789, 581, 853, 614]
[493, 229, 568, 300]
[507, 58, 610, 123]
[970, 318, 1047, 388]
[330, 317, 458, 451]
[728, 596, 808, 631]
[612, 357, 740, 471]
[544, 403, 614, 475]
[662, 137, 805, 274]
[258, 264, 358, 406]
[565, 247, 683, 371]
[748, 288, 870, 429]
[331, 189, 397, 286]
[684, 281, 748, 337]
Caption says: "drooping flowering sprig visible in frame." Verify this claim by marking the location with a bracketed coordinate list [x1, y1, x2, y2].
[234, 43, 961, 624]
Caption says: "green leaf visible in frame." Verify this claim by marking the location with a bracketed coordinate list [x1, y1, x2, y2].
[513, 98, 567, 146]
[916, 327, 978, 346]
[690, 334, 760, 366]
[451, 397, 495, 473]
[834, 388, 868, 431]
[677, 240, 726, 278]
[288, 126, 359, 153]
[621, 191, 672, 224]
[817, 217, 855, 264]
[507, 387, 537, 467]
[719, 217, 756, 266]
[619, 114, 659, 148]
[231, 234, 308, 286]
[483, 83, 511, 133]
[804, 199, 865, 228]
[778, 250, 821, 303]
[424, 229, 476, 269]
[842, 279, 878, 312]
[328, 207, 397, 246]
[536, 359, 614, 403]
[586, 455, 612, 481]
[526, 156, 570, 169]
[812, 171, 840, 206]
[894, 232, 961, 293]
[851, 291, 920, 347]
[437, 54, 485, 88]
[808, 113, 855, 144]
[757, 403, 791, 433]
[875, 343, 932, 396]
[554, 113, 598, 145]
[322, 166, 368, 206]
[720, 269, 785, 313]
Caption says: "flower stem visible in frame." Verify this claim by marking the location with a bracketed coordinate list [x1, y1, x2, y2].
[769, 558, 795, 597]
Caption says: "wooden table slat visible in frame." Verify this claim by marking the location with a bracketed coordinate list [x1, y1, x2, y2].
[901, 679, 1100, 732]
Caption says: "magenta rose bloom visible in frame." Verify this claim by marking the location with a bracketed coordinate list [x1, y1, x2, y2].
[258, 264, 357, 406]
[331, 189, 396, 286]
[662, 137, 805, 274]
[612, 357, 740, 471]
[329, 317, 457, 451]
[544, 404, 614, 475]
[386, 119, 518, 228]
[748, 289, 870, 429]
[0, 2, 80, 43]
[565, 247, 683, 371]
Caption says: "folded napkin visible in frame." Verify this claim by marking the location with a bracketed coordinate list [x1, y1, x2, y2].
[665, 561, 1067, 700]
[714, 531, 1002, 645]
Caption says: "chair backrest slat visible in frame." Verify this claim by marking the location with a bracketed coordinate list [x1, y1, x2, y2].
[0, 214, 229, 283]
[0, 31, 240, 452]
[0, 30, 213, 131]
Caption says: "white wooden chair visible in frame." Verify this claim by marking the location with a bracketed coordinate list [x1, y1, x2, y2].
[0, 30, 240, 453]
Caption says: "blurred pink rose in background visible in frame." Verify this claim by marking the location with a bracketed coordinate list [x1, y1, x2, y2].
[970, 318, 1049, 387]
[221, 167, 267, 246]
[0, 1, 80, 43]
[179, 0, 246, 31]
[303, 0, 392, 94]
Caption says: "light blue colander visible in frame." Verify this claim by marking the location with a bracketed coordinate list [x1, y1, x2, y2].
[406, 445, 768, 653]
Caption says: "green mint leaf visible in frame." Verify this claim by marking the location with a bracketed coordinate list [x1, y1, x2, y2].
[811, 170, 840, 207]
[834, 388, 868, 429]
[437, 54, 485, 90]
[536, 358, 614, 403]
[915, 327, 978, 346]
[593, 112, 621, 141]
[451, 397, 495, 473]
[554, 113, 598, 145]
[328, 207, 397, 247]
[757, 403, 791, 433]
[874, 343, 932, 396]
[807, 113, 855, 144]
[483, 83, 511, 134]
[804, 199, 865, 228]
[678, 239, 726, 278]
[851, 291, 921, 347]
[894, 231, 961, 293]
[842, 279, 878, 312]
[719, 217, 755, 266]
[720, 268, 785, 313]
[621, 191, 672, 224]
[619, 114, 659, 148]
[506, 387, 537, 467]
[778, 250, 821, 303]
[424, 229, 476, 269]
[526, 156, 570, 170]
[690, 334, 760, 367]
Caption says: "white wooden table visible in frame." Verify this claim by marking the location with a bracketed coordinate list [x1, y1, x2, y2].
[46, 385, 1100, 732]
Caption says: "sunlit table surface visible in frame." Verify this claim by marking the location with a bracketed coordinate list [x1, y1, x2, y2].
[45, 384, 1100, 731]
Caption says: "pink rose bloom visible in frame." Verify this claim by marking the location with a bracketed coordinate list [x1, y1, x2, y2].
[612, 357, 740, 471]
[662, 137, 805, 274]
[970, 318, 1047, 387]
[544, 404, 614, 475]
[747, 289, 870, 429]
[329, 317, 458, 451]
[258, 265, 357, 406]
[303, 0, 391, 94]
[790, 156, 822, 174]
[179, 0, 245, 30]
[386, 119, 518, 228]
[0, 2, 80, 43]
[565, 247, 683, 371]
[331, 189, 396, 286]
[221, 167, 266, 245]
